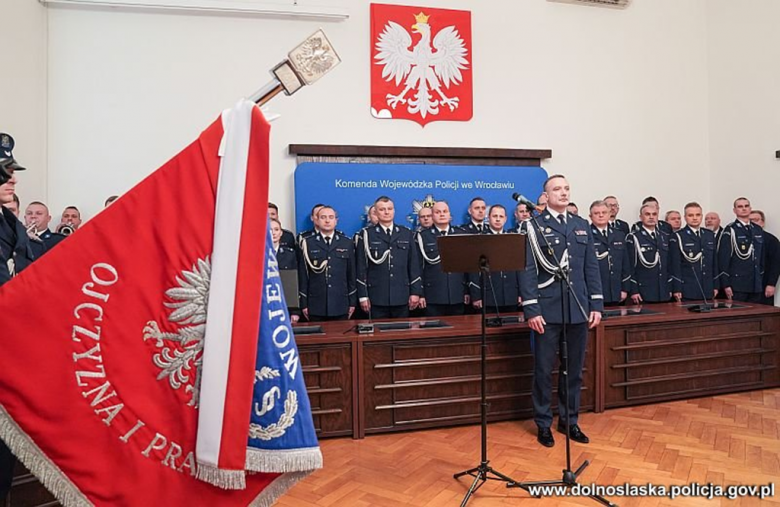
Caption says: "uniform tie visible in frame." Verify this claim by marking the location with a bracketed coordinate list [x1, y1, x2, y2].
[325, 236, 331, 246]
[557, 214, 566, 226]
[477, 223, 483, 233]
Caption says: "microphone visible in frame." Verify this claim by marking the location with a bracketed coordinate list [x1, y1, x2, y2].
[687, 261, 712, 313]
[511, 193, 545, 214]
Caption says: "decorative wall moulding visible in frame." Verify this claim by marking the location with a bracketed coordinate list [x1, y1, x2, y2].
[548, 0, 630, 9]
[39, 0, 350, 19]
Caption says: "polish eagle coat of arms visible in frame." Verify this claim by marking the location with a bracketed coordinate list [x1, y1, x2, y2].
[371, 4, 473, 126]
[143, 257, 210, 408]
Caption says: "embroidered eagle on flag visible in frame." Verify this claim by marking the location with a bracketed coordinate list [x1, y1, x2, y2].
[143, 257, 211, 408]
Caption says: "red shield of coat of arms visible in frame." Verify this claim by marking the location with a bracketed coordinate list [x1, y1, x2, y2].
[370, 3, 473, 127]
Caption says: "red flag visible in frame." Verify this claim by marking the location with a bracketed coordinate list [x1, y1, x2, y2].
[0, 102, 294, 504]
[370, 3, 473, 127]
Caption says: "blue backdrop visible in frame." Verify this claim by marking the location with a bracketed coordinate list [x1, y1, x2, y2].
[293, 162, 548, 235]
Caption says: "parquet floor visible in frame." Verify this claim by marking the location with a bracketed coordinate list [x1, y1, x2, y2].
[278, 389, 780, 506]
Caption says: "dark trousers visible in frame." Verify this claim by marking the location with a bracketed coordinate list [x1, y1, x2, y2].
[307, 314, 348, 322]
[732, 291, 763, 304]
[372, 305, 409, 319]
[532, 322, 588, 429]
[0, 440, 14, 501]
[425, 304, 465, 317]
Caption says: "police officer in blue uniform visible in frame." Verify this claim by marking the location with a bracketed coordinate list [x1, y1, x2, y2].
[416, 205, 433, 232]
[604, 195, 630, 235]
[631, 197, 673, 236]
[626, 203, 672, 303]
[0, 134, 33, 285]
[416, 201, 467, 316]
[351, 205, 379, 320]
[749, 210, 779, 305]
[589, 200, 629, 305]
[24, 201, 66, 258]
[297, 203, 326, 246]
[670, 202, 718, 302]
[461, 196, 487, 233]
[513, 202, 532, 234]
[271, 219, 298, 271]
[357, 196, 422, 319]
[269, 218, 301, 323]
[268, 202, 296, 249]
[0, 133, 34, 503]
[717, 197, 765, 303]
[468, 204, 522, 313]
[298, 206, 356, 321]
[519, 175, 603, 448]
[705, 212, 724, 245]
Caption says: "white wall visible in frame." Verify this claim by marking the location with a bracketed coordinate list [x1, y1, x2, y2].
[41, 0, 712, 230]
[0, 0, 48, 206]
[707, 0, 780, 236]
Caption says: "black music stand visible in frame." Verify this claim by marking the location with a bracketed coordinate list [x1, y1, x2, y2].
[438, 233, 527, 507]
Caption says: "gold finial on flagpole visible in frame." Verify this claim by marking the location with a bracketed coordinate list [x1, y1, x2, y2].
[250, 29, 341, 106]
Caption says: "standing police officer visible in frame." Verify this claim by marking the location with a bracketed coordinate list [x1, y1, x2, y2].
[717, 197, 765, 303]
[589, 200, 629, 305]
[469, 205, 522, 314]
[24, 201, 66, 258]
[416, 201, 467, 316]
[269, 218, 301, 323]
[670, 202, 718, 302]
[356, 196, 422, 318]
[626, 204, 672, 303]
[705, 212, 724, 244]
[632, 197, 673, 236]
[513, 202, 532, 234]
[749, 210, 779, 305]
[603, 195, 630, 235]
[297, 203, 325, 246]
[0, 133, 34, 503]
[520, 174, 603, 448]
[299, 206, 356, 321]
[416, 205, 434, 232]
[461, 197, 487, 233]
[268, 202, 296, 248]
[0, 134, 33, 284]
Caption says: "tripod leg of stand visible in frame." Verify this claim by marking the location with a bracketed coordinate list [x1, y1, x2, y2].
[573, 460, 589, 478]
[588, 493, 617, 506]
[453, 466, 479, 479]
[458, 470, 485, 507]
[452, 265, 519, 506]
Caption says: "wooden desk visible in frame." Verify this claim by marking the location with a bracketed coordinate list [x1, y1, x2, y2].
[295, 303, 780, 439]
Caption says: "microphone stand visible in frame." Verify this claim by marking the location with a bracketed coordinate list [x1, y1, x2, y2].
[687, 251, 713, 312]
[453, 255, 518, 506]
[507, 211, 615, 507]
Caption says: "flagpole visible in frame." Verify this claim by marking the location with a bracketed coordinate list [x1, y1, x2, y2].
[249, 29, 341, 106]
[250, 82, 284, 106]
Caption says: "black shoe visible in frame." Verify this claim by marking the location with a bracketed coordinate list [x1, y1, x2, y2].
[537, 427, 555, 447]
[556, 423, 590, 444]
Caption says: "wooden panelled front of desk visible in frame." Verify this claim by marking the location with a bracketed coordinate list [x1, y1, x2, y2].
[295, 303, 780, 439]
